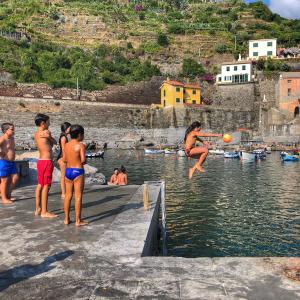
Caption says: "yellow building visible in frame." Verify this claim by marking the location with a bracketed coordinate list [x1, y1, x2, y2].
[160, 80, 201, 107]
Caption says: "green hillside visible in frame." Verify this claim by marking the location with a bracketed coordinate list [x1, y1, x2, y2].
[0, 0, 299, 90]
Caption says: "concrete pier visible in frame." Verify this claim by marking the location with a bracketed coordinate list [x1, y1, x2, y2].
[1, 183, 300, 299]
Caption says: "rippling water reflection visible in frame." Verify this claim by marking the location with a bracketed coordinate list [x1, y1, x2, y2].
[90, 150, 300, 257]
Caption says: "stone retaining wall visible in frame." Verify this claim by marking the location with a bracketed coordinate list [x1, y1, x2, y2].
[0, 96, 257, 146]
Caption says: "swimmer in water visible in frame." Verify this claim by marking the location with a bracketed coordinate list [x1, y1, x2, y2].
[184, 121, 223, 179]
[108, 168, 119, 185]
[63, 125, 88, 226]
[117, 165, 128, 186]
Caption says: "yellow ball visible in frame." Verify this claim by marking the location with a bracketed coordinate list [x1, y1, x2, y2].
[223, 134, 232, 143]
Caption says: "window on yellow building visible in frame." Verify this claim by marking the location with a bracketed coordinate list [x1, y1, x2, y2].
[163, 90, 166, 97]
[192, 100, 196, 104]
[176, 87, 180, 92]
[183, 99, 186, 103]
[176, 98, 180, 103]
[192, 90, 196, 95]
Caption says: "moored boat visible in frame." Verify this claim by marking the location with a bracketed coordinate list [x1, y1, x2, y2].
[209, 149, 225, 155]
[281, 152, 299, 162]
[240, 151, 256, 161]
[144, 149, 165, 154]
[224, 151, 240, 159]
[253, 149, 267, 160]
[86, 150, 104, 158]
[164, 148, 177, 154]
[177, 150, 187, 157]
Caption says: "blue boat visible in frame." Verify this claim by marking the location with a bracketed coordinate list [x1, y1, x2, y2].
[224, 151, 240, 159]
[281, 152, 299, 162]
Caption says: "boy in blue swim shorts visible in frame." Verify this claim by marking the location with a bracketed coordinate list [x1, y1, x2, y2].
[63, 125, 88, 226]
[0, 123, 18, 204]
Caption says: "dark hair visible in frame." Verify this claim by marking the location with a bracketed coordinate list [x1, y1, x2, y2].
[184, 121, 201, 142]
[61, 122, 71, 133]
[35, 114, 49, 126]
[120, 165, 126, 173]
[114, 168, 119, 172]
[1, 122, 14, 133]
[70, 124, 84, 139]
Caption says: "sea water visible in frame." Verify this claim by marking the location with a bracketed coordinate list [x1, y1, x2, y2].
[90, 150, 300, 257]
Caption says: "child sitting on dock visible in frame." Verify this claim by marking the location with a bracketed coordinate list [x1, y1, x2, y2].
[108, 168, 119, 185]
[117, 165, 128, 186]
[63, 125, 88, 226]
[184, 121, 223, 179]
[34, 114, 57, 217]
[0, 123, 18, 204]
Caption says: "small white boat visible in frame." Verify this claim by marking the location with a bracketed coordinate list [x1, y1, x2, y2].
[224, 151, 239, 159]
[144, 149, 165, 154]
[209, 149, 225, 155]
[240, 151, 256, 161]
[266, 147, 272, 154]
[164, 149, 177, 154]
[252, 149, 265, 154]
[86, 150, 104, 158]
[177, 150, 187, 157]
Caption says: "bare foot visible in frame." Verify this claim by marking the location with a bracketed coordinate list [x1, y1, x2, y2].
[189, 167, 196, 179]
[64, 218, 70, 225]
[2, 198, 14, 204]
[34, 208, 42, 216]
[75, 220, 89, 227]
[196, 166, 206, 173]
[41, 212, 58, 218]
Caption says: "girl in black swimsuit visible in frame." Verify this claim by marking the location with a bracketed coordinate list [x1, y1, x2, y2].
[57, 122, 71, 200]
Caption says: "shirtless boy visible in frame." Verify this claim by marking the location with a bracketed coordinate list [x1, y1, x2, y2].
[34, 114, 57, 217]
[63, 125, 88, 226]
[184, 121, 223, 179]
[0, 123, 18, 204]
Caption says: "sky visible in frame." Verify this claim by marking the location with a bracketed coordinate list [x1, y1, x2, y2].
[245, 0, 300, 19]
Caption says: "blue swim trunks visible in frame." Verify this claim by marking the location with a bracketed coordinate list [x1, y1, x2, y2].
[65, 168, 84, 181]
[0, 160, 17, 177]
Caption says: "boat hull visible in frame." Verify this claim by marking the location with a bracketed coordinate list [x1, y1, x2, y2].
[224, 152, 240, 159]
[240, 151, 256, 161]
[144, 149, 164, 154]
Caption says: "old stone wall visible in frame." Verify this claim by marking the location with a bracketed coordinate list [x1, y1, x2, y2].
[212, 82, 256, 110]
[173, 106, 255, 132]
[0, 96, 258, 147]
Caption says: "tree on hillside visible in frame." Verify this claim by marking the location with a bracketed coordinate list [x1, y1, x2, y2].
[157, 32, 169, 47]
[182, 58, 205, 79]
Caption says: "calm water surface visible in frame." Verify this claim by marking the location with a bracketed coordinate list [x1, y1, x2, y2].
[90, 150, 300, 257]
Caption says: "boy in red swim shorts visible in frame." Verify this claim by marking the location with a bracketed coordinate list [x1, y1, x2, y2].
[34, 114, 57, 218]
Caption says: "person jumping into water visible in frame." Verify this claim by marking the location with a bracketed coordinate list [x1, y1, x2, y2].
[63, 125, 88, 226]
[184, 121, 223, 179]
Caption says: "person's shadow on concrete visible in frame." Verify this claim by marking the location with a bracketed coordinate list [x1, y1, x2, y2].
[0, 250, 74, 292]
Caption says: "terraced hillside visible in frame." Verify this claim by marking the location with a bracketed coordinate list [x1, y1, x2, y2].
[0, 0, 299, 90]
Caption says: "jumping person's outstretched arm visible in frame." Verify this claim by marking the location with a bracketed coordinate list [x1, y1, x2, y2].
[195, 132, 223, 138]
